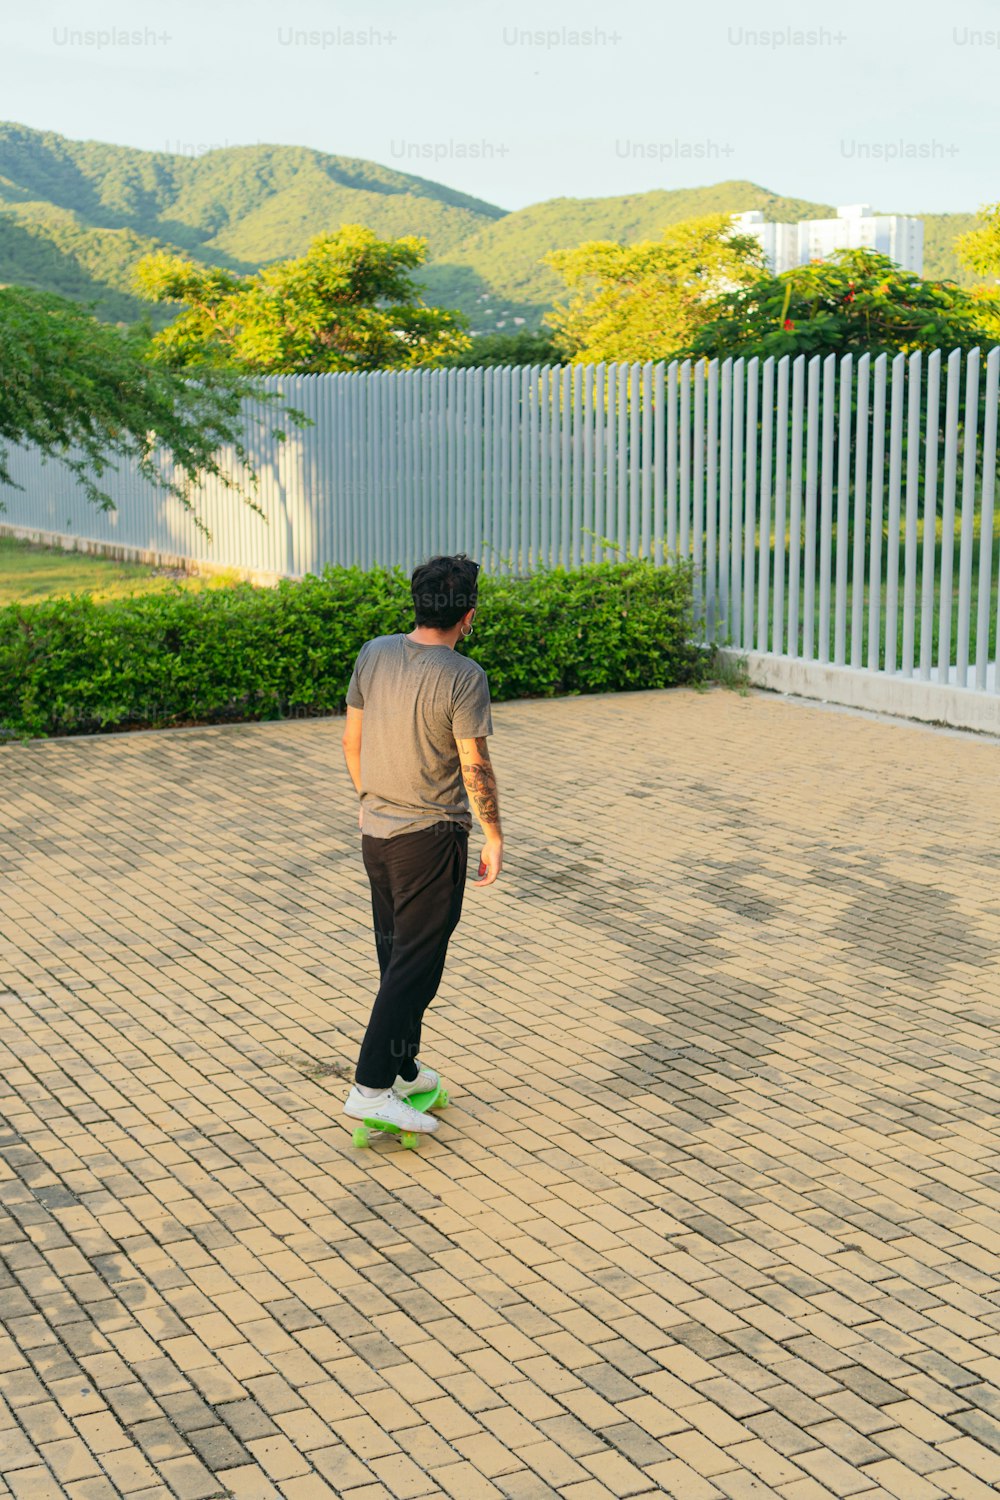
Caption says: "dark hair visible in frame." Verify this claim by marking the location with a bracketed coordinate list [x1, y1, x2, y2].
[411, 554, 480, 629]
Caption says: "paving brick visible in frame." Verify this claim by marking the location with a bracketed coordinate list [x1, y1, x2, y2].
[186, 1424, 253, 1472]
[0, 1431, 41, 1474]
[130, 1420, 191, 1464]
[578, 1447, 653, 1495]
[100, 1449, 163, 1494]
[929, 1467, 998, 1499]
[71, 1412, 130, 1456]
[63, 1482, 121, 1500]
[6, 1470, 65, 1500]
[304, 1446, 370, 1491]
[857, 1459, 947, 1499]
[213, 1466, 280, 1499]
[367, 1452, 440, 1498]
[244, 1437, 312, 1482]
[153, 1456, 225, 1499]
[34, 1440, 100, 1485]
[643, 1458, 725, 1498]
[794, 1445, 875, 1495]
[278, 1479, 340, 1500]
[720, 1440, 807, 1487]
[662, 1430, 737, 1478]
[453, 1431, 524, 1477]
[935, 1437, 1000, 1484]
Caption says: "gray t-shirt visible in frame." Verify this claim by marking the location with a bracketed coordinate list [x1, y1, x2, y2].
[346, 634, 493, 839]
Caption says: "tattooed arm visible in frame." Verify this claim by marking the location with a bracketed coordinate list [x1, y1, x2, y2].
[456, 736, 503, 887]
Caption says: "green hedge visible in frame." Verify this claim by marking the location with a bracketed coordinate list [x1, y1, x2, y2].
[0, 559, 708, 740]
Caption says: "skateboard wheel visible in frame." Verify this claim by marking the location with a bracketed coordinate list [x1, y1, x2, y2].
[401, 1132, 420, 1149]
[352, 1126, 370, 1148]
[436, 1090, 449, 1108]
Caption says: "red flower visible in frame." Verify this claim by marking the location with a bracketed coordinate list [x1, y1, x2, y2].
[783, 319, 794, 330]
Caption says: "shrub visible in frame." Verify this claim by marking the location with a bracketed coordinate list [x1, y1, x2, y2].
[0, 558, 708, 740]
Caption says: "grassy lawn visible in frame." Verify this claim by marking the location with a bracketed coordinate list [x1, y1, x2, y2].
[0, 537, 242, 605]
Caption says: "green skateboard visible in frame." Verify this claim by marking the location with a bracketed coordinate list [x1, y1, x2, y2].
[351, 1083, 450, 1150]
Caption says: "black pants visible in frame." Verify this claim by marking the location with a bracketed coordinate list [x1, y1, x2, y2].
[355, 821, 469, 1089]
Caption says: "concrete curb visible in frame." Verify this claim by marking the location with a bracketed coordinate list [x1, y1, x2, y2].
[719, 646, 1000, 735]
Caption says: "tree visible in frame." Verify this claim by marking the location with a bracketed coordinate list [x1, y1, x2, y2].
[543, 214, 766, 365]
[135, 225, 471, 373]
[955, 203, 1000, 344]
[439, 328, 566, 368]
[688, 249, 985, 361]
[956, 203, 1000, 281]
[0, 285, 287, 520]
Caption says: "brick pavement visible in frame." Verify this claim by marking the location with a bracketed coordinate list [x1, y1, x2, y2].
[1, 686, 1000, 1500]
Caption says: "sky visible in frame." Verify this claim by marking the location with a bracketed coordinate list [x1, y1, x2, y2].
[9, 0, 1000, 215]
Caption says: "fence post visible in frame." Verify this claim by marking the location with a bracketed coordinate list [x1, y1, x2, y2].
[605, 362, 618, 564]
[850, 356, 870, 669]
[773, 356, 790, 656]
[447, 368, 460, 556]
[818, 353, 836, 664]
[719, 359, 732, 636]
[541, 365, 554, 569]
[653, 362, 665, 569]
[706, 360, 719, 640]
[528, 365, 541, 568]
[594, 362, 607, 563]
[976, 347, 999, 689]
[803, 356, 821, 661]
[617, 363, 629, 556]
[834, 354, 853, 666]
[680, 359, 692, 567]
[560, 365, 571, 568]
[884, 352, 907, 673]
[788, 356, 805, 657]
[742, 357, 758, 649]
[479, 366, 491, 570]
[629, 362, 641, 557]
[571, 363, 584, 568]
[640, 361, 653, 563]
[919, 350, 941, 680]
[583, 363, 595, 565]
[353, 372, 367, 566]
[495, 367, 509, 573]
[867, 355, 888, 669]
[937, 350, 962, 678]
[756, 359, 773, 653]
[428, 370, 441, 562]
[731, 358, 745, 646]
[693, 359, 705, 627]
[372, 370, 385, 564]
[667, 361, 678, 558]
[956, 348, 981, 685]
[902, 351, 923, 676]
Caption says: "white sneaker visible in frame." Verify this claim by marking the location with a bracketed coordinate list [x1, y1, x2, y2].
[343, 1086, 438, 1133]
[394, 1060, 440, 1098]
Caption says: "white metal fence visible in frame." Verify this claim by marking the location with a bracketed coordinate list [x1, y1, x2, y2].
[2, 349, 999, 699]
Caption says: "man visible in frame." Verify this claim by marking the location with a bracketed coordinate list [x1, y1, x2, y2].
[340, 554, 503, 1136]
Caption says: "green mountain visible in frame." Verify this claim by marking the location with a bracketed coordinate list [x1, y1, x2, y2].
[0, 122, 504, 322]
[0, 122, 983, 333]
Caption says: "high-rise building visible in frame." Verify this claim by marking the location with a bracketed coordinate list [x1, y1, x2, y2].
[733, 206, 924, 275]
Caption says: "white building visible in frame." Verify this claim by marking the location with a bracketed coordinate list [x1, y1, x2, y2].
[733, 205, 924, 276]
